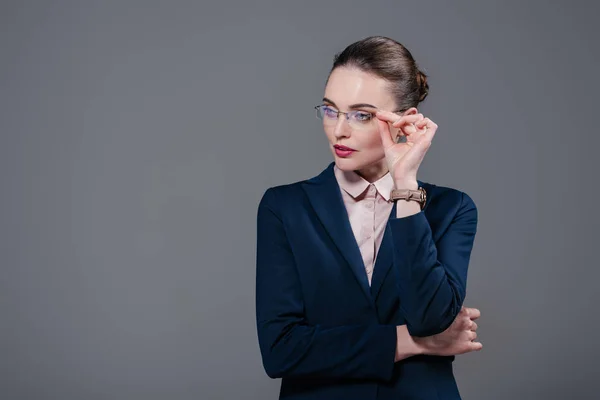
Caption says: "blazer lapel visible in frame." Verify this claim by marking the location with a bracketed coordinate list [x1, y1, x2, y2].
[301, 163, 374, 306]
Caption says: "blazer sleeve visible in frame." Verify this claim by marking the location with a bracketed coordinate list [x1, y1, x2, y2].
[255, 188, 397, 381]
[390, 191, 478, 337]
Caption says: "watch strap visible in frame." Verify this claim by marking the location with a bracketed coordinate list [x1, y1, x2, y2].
[390, 187, 426, 210]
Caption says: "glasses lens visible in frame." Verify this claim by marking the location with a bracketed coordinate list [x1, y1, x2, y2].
[315, 105, 376, 130]
[348, 110, 375, 130]
[315, 105, 324, 120]
[316, 105, 338, 123]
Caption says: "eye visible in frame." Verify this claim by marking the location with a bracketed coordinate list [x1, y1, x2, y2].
[323, 106, 338, 118]
[353, 111, 373, 122]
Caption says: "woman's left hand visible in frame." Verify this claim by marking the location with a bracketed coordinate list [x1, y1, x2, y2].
[375, 109, 438, 189]
[414, 306, 483, 356]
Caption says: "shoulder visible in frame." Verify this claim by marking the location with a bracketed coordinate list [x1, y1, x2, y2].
[258, 163, 333, 212]
[257, 177, 312, 214]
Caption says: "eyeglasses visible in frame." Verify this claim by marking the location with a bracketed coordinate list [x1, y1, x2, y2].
[314, 104, 406, 131]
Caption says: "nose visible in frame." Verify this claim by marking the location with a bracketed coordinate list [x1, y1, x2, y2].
[332, 114, 350, 139]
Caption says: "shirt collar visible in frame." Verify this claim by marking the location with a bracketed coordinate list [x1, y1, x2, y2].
[333, 164, 395, 202]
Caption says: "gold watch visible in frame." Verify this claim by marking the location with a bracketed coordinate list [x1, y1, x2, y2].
[390, 187, 427, 210]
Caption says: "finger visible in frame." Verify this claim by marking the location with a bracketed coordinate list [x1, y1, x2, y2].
[392, 113, 423, 128]
[376, 119, 395, 148]
[403, 123, 417, 136]
[467, 308, 481, 320]
[414, 118, 431, 135]
[375, 110, 421, 125]
[415, 118, 438, 143]
[392, 115, 423, 128]
[374, 109, 403, 122]
[415, 117, 430, 128]
[467, 331, 477, 341]
[470, 341, 483, 351]
[456, 315, 471, 329]
[470, 321, 478, 331]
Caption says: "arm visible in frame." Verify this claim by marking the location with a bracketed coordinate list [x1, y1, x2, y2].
[390, 191, 478, 337]
[256, 188, 417, 380]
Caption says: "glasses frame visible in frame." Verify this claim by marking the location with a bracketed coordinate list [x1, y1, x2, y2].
[314, 104, 407, 129]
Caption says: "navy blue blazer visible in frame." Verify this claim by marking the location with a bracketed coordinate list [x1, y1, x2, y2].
[255, 162, 478, 400]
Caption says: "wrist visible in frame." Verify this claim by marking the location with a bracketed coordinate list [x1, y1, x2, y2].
[412, 336, 429, 356]
[393, 179, 419, 190]
[395, 325, 423, 361]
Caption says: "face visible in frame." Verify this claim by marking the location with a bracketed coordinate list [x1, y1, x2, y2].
[321, 67, 404, 180]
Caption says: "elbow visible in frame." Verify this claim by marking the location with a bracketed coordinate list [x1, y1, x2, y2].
[260, 350, 294, 379]
[257, 328, 296, 379]
[404, 297, 464, 337]
[257, 337, 285, 378]
[263, 361, 284, 379]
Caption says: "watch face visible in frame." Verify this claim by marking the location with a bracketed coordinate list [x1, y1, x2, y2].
[419, 188, 426, 208]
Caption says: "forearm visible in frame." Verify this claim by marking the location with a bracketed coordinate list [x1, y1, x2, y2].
[389, 189, 477, 337]
[390, 213, 464, 336]
[258, 322, 397, 381]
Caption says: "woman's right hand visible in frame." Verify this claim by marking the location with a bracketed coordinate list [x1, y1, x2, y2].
[415, 306, 483, 356]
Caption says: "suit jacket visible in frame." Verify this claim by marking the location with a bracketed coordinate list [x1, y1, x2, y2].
[255, 162, 478, 400]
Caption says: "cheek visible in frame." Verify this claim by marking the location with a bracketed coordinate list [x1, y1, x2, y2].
[357, 129, 384, 150]
[323, 126, 334, 139]
[322, 125, 336, 141]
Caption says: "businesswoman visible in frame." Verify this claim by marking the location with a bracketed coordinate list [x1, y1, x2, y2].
[256, 36, 482, 400]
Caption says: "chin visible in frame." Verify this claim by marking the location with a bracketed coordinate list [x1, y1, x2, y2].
[333, 157, 362, 171]
[334, 155, 386, 172]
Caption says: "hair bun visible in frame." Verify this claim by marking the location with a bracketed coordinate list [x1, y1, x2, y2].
[416, 70, 429, 102]
[329, 36, 430, 109]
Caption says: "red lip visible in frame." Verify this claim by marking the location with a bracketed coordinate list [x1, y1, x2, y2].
[334, 144, 356, 151]
[333, 144, 356, 158]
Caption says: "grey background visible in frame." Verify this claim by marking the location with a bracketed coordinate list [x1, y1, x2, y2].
[1, 0, 598, 399]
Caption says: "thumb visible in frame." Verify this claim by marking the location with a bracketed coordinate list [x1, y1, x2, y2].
[377, 119, 395, 148]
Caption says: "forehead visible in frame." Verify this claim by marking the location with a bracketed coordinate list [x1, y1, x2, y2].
[324, 67, 395, 110]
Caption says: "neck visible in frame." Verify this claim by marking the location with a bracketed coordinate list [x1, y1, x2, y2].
[355, 161, 388, 183]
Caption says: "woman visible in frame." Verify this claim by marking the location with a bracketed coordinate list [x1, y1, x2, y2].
[255, 36, 482, 400]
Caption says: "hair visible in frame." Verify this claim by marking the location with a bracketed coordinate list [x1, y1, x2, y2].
[327, 36, 429, 112]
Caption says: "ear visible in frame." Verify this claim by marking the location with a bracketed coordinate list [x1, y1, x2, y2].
[401, 107, 419, 116]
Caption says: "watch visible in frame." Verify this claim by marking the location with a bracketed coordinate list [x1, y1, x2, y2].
[390, 187, 427, 210]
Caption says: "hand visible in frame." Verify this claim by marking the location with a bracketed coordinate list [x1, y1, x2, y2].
[414, 306, 483, 356]
[375, 109, 438, 187]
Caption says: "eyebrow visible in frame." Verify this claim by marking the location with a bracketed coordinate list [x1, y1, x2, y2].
[322, 97, 378, 110]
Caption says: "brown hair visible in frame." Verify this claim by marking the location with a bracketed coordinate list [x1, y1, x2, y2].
[327, 36, 429, 112]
